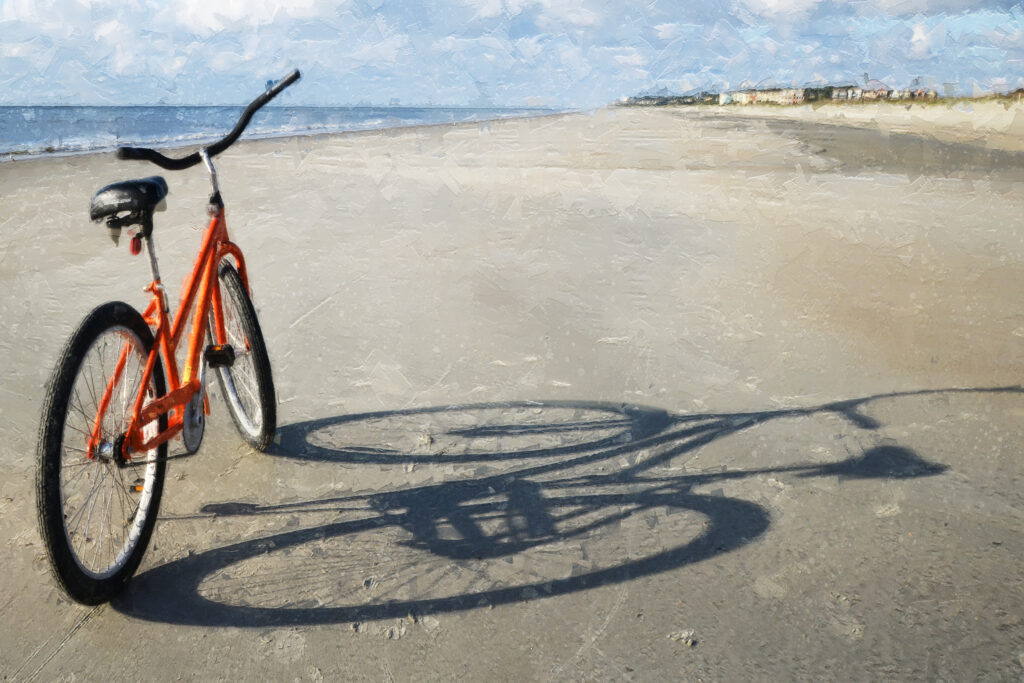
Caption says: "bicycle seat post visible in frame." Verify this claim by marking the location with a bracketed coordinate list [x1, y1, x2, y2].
[143, 230, 162, 285]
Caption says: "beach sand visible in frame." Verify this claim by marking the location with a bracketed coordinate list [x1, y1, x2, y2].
[701, 98, 1024, 151]
[2, 106, 1023, 679]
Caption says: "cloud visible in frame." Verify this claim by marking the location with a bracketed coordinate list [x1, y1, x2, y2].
[156, 0, 338, 34]
[654, 23, 680, 40]
[514, 35, 545, 62]
[613, 51, 647, 67]
[735, 0, 1024, 21]
[911, 22, 937, 58]
[1, 0, 1022, 106]
[738, 0, 822, 17]
[535, 0, 601, 28]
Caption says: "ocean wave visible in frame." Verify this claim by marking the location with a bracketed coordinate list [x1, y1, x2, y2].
[0, 106, 558, 160]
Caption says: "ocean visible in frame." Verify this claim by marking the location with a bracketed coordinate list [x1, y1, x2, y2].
[0, 105, 557, 159]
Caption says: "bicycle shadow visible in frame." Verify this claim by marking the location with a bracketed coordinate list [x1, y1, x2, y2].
[111, 386, 1019, 627]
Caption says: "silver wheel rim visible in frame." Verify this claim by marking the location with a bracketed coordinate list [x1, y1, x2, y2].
[217, 278, 264, 438]
[58, 326, 160, 579]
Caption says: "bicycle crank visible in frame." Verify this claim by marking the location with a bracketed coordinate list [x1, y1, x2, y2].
[182, 390, 205, 453]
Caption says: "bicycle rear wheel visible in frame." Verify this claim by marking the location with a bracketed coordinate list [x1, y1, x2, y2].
[36, 301, 167, 605]
[212, 263, 276, 451]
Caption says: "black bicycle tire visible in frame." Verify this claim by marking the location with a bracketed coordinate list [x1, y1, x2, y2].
[35, 301, 167, 605]
[213, 263, 277, 451]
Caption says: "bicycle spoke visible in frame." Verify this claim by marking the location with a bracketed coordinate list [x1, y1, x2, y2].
[81, 355, 101, 428]
[61, 458, 94, 490]
[69, 464, 104, 542]
[69, 385, 95, 428]
[114, 479, 140, 529]
[61, 452, 91, 463]
[235, 371, 260, 404]
[91, 481, 111, 570]
[112, 467, 128, 536]
[50, 321, 164, 580]
[63, 421, 94, 441]
[119, 350, 143, 433]
[208, 264, 273, 450]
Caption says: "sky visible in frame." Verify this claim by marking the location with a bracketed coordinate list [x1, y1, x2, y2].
[1, 0, 1023, 107]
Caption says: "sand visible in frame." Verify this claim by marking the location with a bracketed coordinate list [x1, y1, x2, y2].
[698, 98, 1024, 151]
[1, 105, 1023, 679]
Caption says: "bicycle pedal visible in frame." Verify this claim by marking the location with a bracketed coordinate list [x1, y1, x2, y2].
[204, 344, 235, 368]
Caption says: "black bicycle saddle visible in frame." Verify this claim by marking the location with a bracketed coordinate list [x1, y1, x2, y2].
[90, 176, 168, 223]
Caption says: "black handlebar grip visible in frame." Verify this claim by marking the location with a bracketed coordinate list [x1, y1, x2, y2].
[266, 69, 301, 99]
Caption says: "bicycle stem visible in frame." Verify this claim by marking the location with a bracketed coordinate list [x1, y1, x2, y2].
[200, 148, 220, 196]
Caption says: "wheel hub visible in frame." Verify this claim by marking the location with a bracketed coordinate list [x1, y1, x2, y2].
[94, 433, 131, 468]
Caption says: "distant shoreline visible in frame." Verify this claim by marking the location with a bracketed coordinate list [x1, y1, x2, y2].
[0, 105, 565, 163]
[649, 99, 1024, 152]
[8, 98, 1023, 165]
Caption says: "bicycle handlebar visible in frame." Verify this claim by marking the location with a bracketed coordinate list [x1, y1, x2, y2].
[116, 69, 302, 171]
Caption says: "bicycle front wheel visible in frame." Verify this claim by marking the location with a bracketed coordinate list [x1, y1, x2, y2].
[212, 262, 276, 451]
[36, 301, 167, 605]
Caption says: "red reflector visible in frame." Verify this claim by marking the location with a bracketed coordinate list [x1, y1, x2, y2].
[130, 234, 142, 256]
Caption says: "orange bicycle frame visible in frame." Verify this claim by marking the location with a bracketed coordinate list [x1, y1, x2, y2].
[86, 201, 252, 459]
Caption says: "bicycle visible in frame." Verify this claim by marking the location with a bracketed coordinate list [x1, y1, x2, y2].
[35, 69, 301, 605]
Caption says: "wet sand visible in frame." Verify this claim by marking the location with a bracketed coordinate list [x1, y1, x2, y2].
[1, 107, 1023, 679]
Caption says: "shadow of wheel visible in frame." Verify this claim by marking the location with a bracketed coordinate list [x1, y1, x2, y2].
[115, 482, 769, 627]
[113, 393, 956, 626]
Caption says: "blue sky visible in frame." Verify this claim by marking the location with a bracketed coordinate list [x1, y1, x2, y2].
[1, 0, 1022, 107]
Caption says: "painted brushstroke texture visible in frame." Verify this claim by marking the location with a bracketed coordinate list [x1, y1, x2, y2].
[1, 0, 1022, 106]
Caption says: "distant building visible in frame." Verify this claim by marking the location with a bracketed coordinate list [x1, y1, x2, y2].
[623, 91, 719, 107]
[895, 87, 938, 100]
[624, 80, 945, 109]
[862, 79, 892, 100]
[758, 88, 804, 105]
[831, 85, 862, 100]
[803, 86, 835, 102]
[720, 88, 801, 105]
